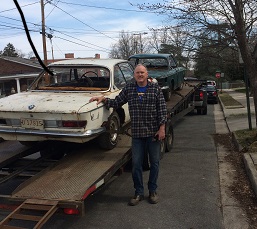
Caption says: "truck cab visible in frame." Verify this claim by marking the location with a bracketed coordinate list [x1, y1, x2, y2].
[128, 54, 185, 101]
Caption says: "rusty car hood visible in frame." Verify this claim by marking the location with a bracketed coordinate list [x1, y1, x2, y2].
[0, 91, 103, 114]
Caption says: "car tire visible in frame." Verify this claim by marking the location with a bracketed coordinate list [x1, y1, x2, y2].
[202, 106, 207, 115]
[160, 140, 166, 159]
[163, 88, 171, 101]
[98, 112, 120, 150]
[165, 122, 174, 152]
[177, 82, 184, 90]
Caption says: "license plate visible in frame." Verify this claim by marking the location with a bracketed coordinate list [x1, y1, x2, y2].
[20, 118, 44, 130]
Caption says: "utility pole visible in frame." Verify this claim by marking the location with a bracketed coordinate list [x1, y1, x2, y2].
[47, 33, 54, 61]
[41, 0, 48, 66]
[133, 32, 148, 53]
[239, 49, 252, 130]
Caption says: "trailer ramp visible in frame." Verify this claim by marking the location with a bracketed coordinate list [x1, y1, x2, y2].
[0, 134, 131, 228]
[0, 199, 58, 229]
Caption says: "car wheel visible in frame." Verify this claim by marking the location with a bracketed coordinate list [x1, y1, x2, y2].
[202, 106, 207, 115]
[177, 82, 184, 90]
[165, 123, 174, 152]
[160, 140, 166, 159]
[163, 88, 171, 101]
[98, 112, 120, 150]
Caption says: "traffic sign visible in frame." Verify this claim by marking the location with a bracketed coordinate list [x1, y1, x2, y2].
[215, 72, 221, 78]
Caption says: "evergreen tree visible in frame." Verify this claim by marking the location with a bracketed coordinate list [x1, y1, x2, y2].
[1, 43, 19, 57]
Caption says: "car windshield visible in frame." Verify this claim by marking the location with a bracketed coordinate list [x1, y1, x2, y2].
[129, 58, 168, 70]
[206, 86, 216, 91]
[30, 66, 110, 91]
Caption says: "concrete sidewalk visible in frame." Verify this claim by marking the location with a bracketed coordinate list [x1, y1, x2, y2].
[220, 89, 255, 132]
[219, 89, 257, 198]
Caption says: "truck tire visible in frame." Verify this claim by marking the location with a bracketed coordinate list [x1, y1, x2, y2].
[177, 82, 184, 90]
[163, 88, 171, 101]
[97, 112, 120, 150]
[197, 106, 207, 115]
[160, 140, 166, 159]
[165, 123, 174, 152]
[202, 106, 207, 115]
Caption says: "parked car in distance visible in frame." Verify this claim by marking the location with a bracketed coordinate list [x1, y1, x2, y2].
[0, 58, 134, 150]
[207, 80, 216, 87]
[184, 78, 207, 115]
[128, 53, 185, 101]
[206, 85, 218, 104]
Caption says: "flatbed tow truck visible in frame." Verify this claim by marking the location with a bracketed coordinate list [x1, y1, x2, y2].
[0, 80, 205, 229]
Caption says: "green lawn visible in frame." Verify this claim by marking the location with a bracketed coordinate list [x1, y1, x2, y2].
[219, 91, 243, 107]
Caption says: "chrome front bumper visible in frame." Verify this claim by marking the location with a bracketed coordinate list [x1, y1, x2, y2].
[0, 126, 106, 138]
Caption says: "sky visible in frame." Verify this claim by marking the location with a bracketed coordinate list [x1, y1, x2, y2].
[0, 0, 166, 60]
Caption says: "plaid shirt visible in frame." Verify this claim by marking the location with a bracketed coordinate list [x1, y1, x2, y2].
[105, 81, 167, 138]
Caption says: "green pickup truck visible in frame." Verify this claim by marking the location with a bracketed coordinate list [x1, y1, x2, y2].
[128, 53, 186, 101]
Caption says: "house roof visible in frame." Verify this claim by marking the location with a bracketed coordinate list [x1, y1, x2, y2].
[0, 56, 42, 69]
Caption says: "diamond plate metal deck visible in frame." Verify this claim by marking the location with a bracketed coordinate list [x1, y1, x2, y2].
[12, 135, 131, 201]
[0, 141, 28, 165]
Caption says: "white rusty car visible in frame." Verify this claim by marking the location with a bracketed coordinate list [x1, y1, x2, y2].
[0, 59, 134, 150]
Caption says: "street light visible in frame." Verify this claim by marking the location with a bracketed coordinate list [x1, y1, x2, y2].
[133, 32, 148, 53]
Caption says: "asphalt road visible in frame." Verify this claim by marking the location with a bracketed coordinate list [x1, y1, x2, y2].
[0, 103, 246, 229]
[45, 104, 223, 229]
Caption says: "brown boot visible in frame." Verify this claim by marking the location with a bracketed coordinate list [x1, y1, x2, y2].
[128, 195, 144, 206]
[148, 192, 158, 204]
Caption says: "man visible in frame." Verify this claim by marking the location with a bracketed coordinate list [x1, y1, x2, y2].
[89, 64, 167, 206]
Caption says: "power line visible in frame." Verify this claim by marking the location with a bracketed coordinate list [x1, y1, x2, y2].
[52, 29, 111, 52]
[48, 1, 117, 42]
[0, 1, 39, 13]
[58, 1, 157, 14]
[54, 36, 110, 53]
[0, 24, 39, 33]
[0, 16, 112, 51]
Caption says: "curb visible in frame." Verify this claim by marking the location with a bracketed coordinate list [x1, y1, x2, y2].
[231, 132, 243, 152]
[243, 153, 257, 197]
[231, 132, 257, 198]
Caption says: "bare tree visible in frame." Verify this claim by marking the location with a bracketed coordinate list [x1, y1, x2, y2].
[148, 28, 169, 52]
[27, 51, 35, 59]
[147, 26, 196, 69]
[109, 31, 150, 59]
[138, 0, 257, 125]
[109, 31, 136, 59]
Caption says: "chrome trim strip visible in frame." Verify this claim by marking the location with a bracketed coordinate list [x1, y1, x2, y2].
[0, 127, 106, 138]
[161, 86, 169, 90]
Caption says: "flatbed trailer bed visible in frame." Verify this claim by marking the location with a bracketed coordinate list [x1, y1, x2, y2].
[0, 80, 204, 228]
[12, 135, 131, 209]
[167, 81, 203, 124]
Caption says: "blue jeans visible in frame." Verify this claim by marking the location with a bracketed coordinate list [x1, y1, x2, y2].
[131, 137, 160, 195]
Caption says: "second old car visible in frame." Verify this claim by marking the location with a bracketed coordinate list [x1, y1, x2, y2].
[0, 59, 134, 150]
[206, 85, 218, 104]
[128, 53, 185, 102]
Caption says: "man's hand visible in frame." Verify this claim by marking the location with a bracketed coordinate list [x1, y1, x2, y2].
[155, 124, 165, 141]
[89, 96, 106, 105]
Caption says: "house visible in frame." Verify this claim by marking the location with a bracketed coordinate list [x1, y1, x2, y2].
[0, 53, 101, 97]
[0, 56, 42, 96]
